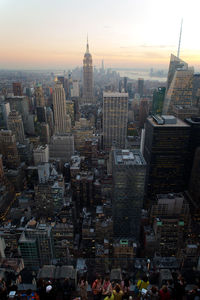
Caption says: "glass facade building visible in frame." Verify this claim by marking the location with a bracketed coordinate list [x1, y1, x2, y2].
[112, 149, 146, 239]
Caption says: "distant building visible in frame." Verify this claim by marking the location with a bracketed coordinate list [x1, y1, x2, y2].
[49, 134, 74, 163]
[151, 193, 190, 257]
[163, 57, 193, 114]
[13, 82, 22, 96]
[0, 102, 10, 129]
[82, 39, 94, 104]
[152, 87, 166, 115]
[35, 85, 45, 107]
[112, 149, 146, 240]
[103, 92, 128, 150]
[143, 115, 190, 199]
[0, 130, 20, 169]
[33, 144, 49, 166]
[166, 54, 188, 91]
[138, 78, 144, 97]
[7, 110, 25, 144]
[53, 82, 67, 134]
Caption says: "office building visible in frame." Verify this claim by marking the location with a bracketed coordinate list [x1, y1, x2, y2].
[53, 82, 67, 134]
[143, 115, 190, 199]
[0, 130, 20, 169]
[13, 82, 22, 96]
[152, 87, 166, 115]
[163, 60, 193, 114]
[138, 78, 144, 97]
[189, 147, 200, 208]
[166, 54, 188, 91]
[46, 107, 54, 136]
[71, 80, 79, 98]
[83, 39, 94, 104]
[7, 110, 25, 144]
[112, 149, 146, 239]
[33, 144, 49, 166]
[103, 92, 128, 150]
[35, 85, 45, 107]
[49, 134, 74, 163]
[151, 193, 190, 257]
[192, 73, 200, 107]
[0, 102, 10, 129]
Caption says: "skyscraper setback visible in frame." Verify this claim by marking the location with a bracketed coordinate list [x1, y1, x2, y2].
[82, 38, 94, 104]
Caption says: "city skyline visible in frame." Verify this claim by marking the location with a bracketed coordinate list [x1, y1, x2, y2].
[0, 0, 200, 70]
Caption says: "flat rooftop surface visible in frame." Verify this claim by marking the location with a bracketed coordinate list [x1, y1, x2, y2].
[114, 149, 146, 165]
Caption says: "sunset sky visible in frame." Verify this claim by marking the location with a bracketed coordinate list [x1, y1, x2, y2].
[0, 0, 200, 70]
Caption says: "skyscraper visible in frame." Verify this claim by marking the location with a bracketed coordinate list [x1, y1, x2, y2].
[163, 67, 194, 114]
[0, 130, 20, 169]
[112, 149, 146, 239]
[152, 87, 166, 115]
[83, 38, 94, 104]
[143, 115, 190, 200]
[163, 54, 193, 114]
[138, 78, 144, 97]
[53, 82, 67, 134]
[103, 92, 128, 150]
[35, 85, 45, 107]
[166, 54, 188, 91]
[7, 110, 25, 144]
[13, 82, 22, 96]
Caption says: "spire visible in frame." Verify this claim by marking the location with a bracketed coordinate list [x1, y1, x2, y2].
[86, 34, 89, 53]
[177, 19, 183, 58]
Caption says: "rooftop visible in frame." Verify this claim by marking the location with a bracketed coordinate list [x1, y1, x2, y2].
[114, 149, 146, 166]
[149, 115, 189, 127]
[103, 92, 128, 98]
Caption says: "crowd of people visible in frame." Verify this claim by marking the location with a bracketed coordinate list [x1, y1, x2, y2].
[0, 272, 200, 299]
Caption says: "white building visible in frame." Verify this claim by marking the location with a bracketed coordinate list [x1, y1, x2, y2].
[33, 145, 49, 166]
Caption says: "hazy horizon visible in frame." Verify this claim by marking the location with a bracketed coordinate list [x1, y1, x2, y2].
[0, 0, 200, 70]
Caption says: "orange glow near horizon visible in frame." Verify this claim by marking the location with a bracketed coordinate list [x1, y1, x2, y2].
[0, 0, 200, 70]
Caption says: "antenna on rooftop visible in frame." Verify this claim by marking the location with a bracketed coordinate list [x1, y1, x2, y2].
[177, 18, 183, 58]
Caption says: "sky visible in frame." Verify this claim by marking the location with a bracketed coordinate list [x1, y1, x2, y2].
[0, 0, 200, 70]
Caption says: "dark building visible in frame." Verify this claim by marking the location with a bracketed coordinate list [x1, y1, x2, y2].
[143, 115, 190, 200]
[112, 149, 146, 240]
[189, 147, 200, 208]
[152, 87, 166, 115]
[138, 78, 144, 97]
[36, 106, 47, 123]
[13, 82, 22, 96]
[192, 73, 200, 107]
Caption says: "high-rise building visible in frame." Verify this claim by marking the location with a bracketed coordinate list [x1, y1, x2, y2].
[0, 102, 10, 129]
[0, 130, 20, 169]
[189, 147, 200, 208]
[185, 117, 200, 185]
[138, 78, 144, 97]
[103, 92, 128, 150]
[35, 85, 45, 107]
[143, 115, 190, 199]
[46, 107, 54, 136]
[166, 54, 188, 91]
[12, 82, 22, 96]
[150, 193, 190, 257]
[192, 73, 200, 107]
[112, 149, 146, 239]
[83, 39, 94, 104]
[163, 55, 193, 114]
[53, 82, 67, 134]
[49, 134, 74, 163]
[152, 87, 166, 115]
[7, 110, 25, 144]
[33, 145, 49, 166]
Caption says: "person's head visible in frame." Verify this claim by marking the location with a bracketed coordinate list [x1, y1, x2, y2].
[96, 276, 101, 282]
[105, 277, 110, 282]
[161, 285, 168, 293]
[167, 279, 173, 286]
[115, 284, 120, 293]
[108, 292, 112, 298]
[143, 275, 148, 283]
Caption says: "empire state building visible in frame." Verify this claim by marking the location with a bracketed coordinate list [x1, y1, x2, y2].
[83, 38, 94, 104]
